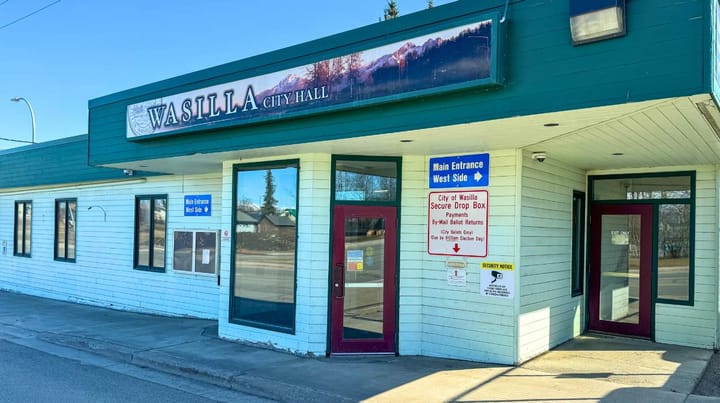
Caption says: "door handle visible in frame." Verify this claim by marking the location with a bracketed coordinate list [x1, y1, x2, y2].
[334, 263, 345, 299]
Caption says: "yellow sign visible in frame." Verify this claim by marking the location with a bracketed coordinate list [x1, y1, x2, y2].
[481, 262, 514, 271]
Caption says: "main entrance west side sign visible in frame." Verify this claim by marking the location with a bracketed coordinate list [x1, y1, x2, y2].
[126, 13, 503, 139]
[429, 153, 489, 188]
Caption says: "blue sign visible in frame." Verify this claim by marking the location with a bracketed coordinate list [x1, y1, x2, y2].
[429, 154, 489, 188]
[184, 194, 212, 216]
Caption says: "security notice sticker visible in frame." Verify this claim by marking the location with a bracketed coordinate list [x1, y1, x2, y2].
[347, 250, 364, 271]
[428, 190, 488, 257]
[480, 262, 514, 298]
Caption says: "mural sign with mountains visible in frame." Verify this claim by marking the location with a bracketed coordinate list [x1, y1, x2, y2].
[127, 16, 500, 139]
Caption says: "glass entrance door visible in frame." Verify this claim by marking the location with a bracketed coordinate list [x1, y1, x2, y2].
[330, 205, 397, 354]
[589, 204, 652, 338]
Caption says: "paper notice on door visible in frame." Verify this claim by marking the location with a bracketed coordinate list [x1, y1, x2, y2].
[202, 249, 210, 264]
[346, 249, 364, 271]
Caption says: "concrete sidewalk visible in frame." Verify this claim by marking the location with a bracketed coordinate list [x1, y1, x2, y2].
[0, 290, 717, 402]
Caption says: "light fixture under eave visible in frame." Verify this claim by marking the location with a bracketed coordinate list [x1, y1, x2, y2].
[543, 123, 560, 127]
[612, 152, 624, 156]
[400, 139, 414, 143]
[569, 0, 626, 46]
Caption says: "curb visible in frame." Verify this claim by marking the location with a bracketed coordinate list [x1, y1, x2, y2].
[37, 332, 352, 403]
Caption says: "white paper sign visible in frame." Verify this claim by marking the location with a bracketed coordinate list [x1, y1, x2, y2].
[202, 249, 211, 264]
[447, 269, 467, 287]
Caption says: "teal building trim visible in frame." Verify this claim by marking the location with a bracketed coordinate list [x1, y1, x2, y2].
[88, 0, 708, 166]
[0, 135, 160, 190]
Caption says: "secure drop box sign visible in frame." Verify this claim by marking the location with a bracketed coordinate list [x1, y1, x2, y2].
[428, 190, 488, 257]
[429, 153, 489, 188]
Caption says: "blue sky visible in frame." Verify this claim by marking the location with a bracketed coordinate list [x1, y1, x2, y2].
[0, 0, 452, 149]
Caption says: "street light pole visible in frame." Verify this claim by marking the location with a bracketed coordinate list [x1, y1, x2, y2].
[10, 97, 36, 144]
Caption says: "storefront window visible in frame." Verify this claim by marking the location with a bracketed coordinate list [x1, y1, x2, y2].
[231, 161, 298, 333]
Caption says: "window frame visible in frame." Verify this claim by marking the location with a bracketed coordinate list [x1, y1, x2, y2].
[230, 159, 300, 334]
[134, 194, 168, 272]
[172, 229, 219, 275]
[588, 171, 695, 306]
[14, 200, 32, 258]
[571, 191, 586, 297]
[331, 155, 401, 207]
[54, 198, 77, 263]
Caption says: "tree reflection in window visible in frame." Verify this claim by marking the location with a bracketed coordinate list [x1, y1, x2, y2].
[232, 162, 298, 332]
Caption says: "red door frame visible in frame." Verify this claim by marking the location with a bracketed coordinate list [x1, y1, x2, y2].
[589, 204, 652, 338]
[330, 205, 397, 354]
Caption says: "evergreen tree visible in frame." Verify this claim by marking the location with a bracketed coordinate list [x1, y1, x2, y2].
[261, 169, 278, 215]
[384, 0, 399, 20]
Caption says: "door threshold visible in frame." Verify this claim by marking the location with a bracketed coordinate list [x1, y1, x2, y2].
[585, 330, 653, 342]
[330, 352, 397, 357]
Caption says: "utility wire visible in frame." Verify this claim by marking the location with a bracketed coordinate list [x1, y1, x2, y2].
[0, 137, 32, 144]
[0, 0, 60, 31]
[0, 1, 10, 7]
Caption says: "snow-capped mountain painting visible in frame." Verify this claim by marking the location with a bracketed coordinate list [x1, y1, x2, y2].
[127, 19, 495, 138]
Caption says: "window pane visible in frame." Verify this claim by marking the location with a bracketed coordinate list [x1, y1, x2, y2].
[24, 204, 31, 255]
[56, 201, 66, 259]
[599, 214, 641, 324]
[335, 160, 397, 202]
[657, 204, 690, 301]
[343, 217, 384, 339]
[15, 203, 23, 255]
[137, 199, 151, 267]
[153, 199, 166, 268]
[195, 232, 217, 274]
[173, 231, 193, 271]
[233, 164, 297, 330]
[571, 192, 585, 296]
[593, 176, 691, 201]
[67, 201, 76, 260]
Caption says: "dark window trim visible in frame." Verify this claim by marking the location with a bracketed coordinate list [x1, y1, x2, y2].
[571, 191, 585, 297]
[13, 200, 32, 258]
[331, 155, 402, 207]
[134, 194, 167, 273]
[588, 171, 695, 306]
[229, 159, 299, 334]
[54, 198, 77, 263]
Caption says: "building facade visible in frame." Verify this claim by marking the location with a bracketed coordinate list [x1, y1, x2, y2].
[1, 0, 719, 365]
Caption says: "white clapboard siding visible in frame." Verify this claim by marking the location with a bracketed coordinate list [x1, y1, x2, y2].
[518, 150, 586, 363]
[0, 173, 223, 318]
[415, 149, 518, 365]
[218, 154, 331, 355]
